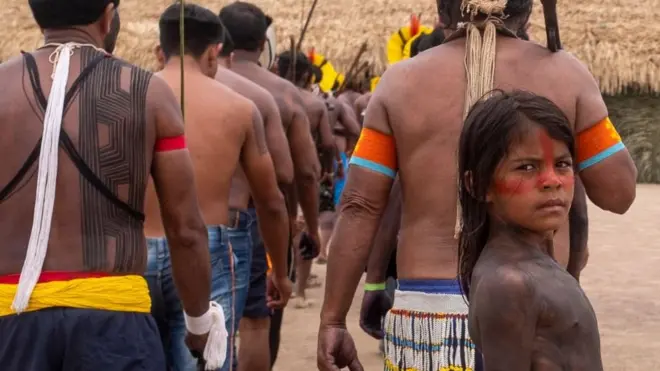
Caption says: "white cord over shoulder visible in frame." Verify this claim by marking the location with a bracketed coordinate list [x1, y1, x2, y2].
[11, 43, 73, 313]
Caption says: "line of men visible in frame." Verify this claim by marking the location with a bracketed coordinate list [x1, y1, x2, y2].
[0, 0, 370, 370]
[149, 2, 367, 370]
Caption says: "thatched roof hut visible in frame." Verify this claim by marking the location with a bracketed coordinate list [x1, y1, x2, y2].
[2, 0, 658, 95]
[1, 0, 659, 180]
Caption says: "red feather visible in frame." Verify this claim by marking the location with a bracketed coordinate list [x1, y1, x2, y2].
[308, 48, 316, 64]
[410, 14, 420, 36]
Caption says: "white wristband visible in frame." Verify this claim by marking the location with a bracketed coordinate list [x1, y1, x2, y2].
[184, 307, 214, 335]
[184, 302, 229, 369]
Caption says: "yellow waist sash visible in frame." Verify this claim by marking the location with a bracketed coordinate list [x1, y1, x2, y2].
[0, 275, 151, 317]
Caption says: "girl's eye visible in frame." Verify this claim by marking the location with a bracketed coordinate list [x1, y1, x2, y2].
[516, 164, 535, 171]
[556, 160, 573, 169]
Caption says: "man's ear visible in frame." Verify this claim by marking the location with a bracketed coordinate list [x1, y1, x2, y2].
[154, 45, 165, 70]
[228, 51, 235, 68]
[101, 3, 115, 36]
[213, 43, 223, 61]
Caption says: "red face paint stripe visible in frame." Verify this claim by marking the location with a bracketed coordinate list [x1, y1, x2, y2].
[155, 135, 187, 152]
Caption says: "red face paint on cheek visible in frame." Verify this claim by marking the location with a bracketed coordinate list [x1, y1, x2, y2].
[494, 130, 574, 195]
[494, 176, 534, 195]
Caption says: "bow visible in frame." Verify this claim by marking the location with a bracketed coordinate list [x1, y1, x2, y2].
[178, 0, 185, 119]
[540, 0, 562, 52]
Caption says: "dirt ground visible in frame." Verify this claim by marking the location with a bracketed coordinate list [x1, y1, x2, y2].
[272, 184, 660, 370]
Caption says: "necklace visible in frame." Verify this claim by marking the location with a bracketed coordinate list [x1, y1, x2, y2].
[38, 43, 107, 79]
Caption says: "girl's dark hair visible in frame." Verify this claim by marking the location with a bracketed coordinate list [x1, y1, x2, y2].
[457, 90, 574, 300]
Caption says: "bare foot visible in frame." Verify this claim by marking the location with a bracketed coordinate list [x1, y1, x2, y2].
[307, 276, 323, 289]
[292, 297, 315, 309]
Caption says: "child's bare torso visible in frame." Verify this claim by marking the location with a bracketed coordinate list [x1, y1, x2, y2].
[470, 246, 603, 370]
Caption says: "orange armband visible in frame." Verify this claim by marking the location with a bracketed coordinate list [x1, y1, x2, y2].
[576, 117, 625, 171]
[349, 128, 398, 178]
[155, 135, 187, 152]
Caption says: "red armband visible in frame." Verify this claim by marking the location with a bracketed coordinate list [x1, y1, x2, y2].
[155, 135, 187, 152]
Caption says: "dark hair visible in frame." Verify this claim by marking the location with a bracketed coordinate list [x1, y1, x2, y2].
[517, 27, 530, 40]
[29, 0, 119, 29]
[218, 2, 267, 52]
[311, 65, 323, 84]
[412, 27, 445, 57]
[457, 90, 574, 300]
[159, 3, 224, 59]
[277, 51, 312, 84]
[218, 22, 234, 57]
[438, 0, 532, 29]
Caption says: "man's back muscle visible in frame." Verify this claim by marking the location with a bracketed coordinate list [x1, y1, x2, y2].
[0, 48, 154, 275]
[383, 37, 599, 276]
[145, 71, 252, 232]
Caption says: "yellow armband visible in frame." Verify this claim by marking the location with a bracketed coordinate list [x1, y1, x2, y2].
[577, 117, 625, 171]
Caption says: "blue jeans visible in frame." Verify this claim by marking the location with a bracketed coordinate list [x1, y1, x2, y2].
[242, 208, 271, 319]
[145, 220, 253, 371]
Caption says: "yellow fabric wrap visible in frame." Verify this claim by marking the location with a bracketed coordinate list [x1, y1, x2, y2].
[310, 52, 344, 93]
[0, 275, 151, 317]
[387, 25, 433, 65]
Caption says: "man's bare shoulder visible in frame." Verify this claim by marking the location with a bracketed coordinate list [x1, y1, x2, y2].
[0, 54, 23, 73]
[207, 78, 254, 115]
[539, 49, 596, 81]
[376, 45, 460, 105]
[301, 89, 324, 110]
[217, 68, 273, 103]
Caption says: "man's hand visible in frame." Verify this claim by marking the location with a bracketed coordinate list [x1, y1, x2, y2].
[317, 324, 364, 371]
[267, 273, 293, 309]
[359, 288, 393, 339]
[185, 332, 208, 361]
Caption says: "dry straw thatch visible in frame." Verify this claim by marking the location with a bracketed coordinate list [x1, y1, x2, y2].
[1, 0, 658, 95]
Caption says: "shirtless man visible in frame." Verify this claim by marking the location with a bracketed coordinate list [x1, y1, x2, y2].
[214, 33, 295, 371]
[218, 3, 321, 371]
[337, 81, 364, 115]
[275, 51, 336, 307]
[277, 51, 335, 175]
[317, 0, 637, 370]
[143, 4, 290, 370]
[353, 92, 372, 126]
[0, 1, 213, 369]
[316, 94, 361, 263]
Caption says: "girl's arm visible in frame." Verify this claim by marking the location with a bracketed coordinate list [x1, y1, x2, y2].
[472, 269, 541, 370]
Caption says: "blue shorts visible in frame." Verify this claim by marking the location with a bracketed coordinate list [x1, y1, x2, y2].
[242, 208, 270, 319]
[0, 308, 165, 371]
[145, 223, 252, 371]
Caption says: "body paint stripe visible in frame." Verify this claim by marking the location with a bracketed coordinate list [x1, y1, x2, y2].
[349, 156, 397, 178]
[578, 142, 626, 171]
